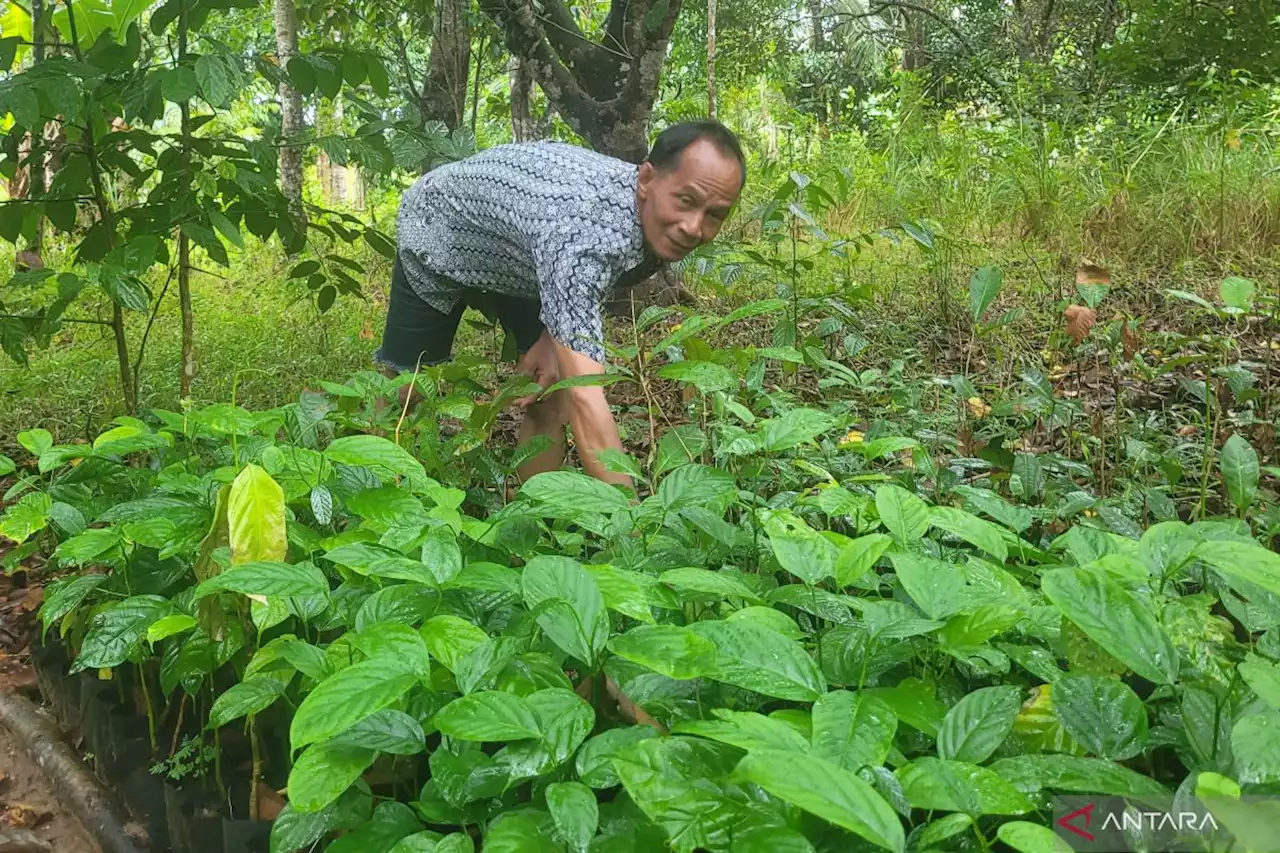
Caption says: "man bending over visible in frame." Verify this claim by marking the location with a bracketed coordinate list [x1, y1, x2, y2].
[375, 120, 746, 488]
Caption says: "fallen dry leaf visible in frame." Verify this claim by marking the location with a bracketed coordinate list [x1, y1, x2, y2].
[1, 803, 50, 829]
[256, 783, 287, 822]
[1075, 260, 1112, 286]
[1177, 425, 1198, 437]
[1064, 305, 1097, 345]
[1121, 318, 1141, 360]
[966, 397, 992, 419]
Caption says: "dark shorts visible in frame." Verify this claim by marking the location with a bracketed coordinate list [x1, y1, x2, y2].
[374, 255, 545, 373]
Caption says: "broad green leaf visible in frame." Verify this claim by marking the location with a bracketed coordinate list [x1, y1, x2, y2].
[545, 781, 598, 853]
[17, 428, 52, 457]
[354, 622, 431, 677]
[888, 552, 968, 621]
[421, 616, 489, 675]
[1220, 434, 1259, 513]
[988, 755, 1169, 801]
[729, 826, 815, 853]
[53, 527, 121, 566]
[835, 533, 892, 587]
[657, 360, 735, 393]
[195, 561, 328, 599]
[657, 464, 736, 512]
[291, 659, 418, 750]
[811, 690, 896, 771]
[39, 575, 106, 631]
[659, 567, 763, 603]
[287, 742, 376, 813]
[433, 691, 541, 742]
[997, 821, 1073, 853]
[897, 757, 1033, 816]
[929, 506, 1008, 563]
[330, 709, 426, 755]
[228, 464, 286, 564]
[725, 606, 805, 639]
[146, 614, 197, 644]
[1232, 711, 1280, 784]
[735, 750, 905, 853]
[937, 685, 1021, 763]
[72, 595, 170, 672]
[521, 471, 630, 514]
[761, 510, 837, 585]
[483, 812, 561, 853]
[326, 802, 420, 853]
[611, 737, 747, 852]
[1194, 540, 1280, 599]
[675, 708, 811, 753]
[347, 487, 427, 526]
[324, 435, 427, 485]
[875, 484, 929, 544]
[1051, 674, 1147, 760]
[524, 688, 595, 764]
[1041, 566, 1178, 685]
[968, 264, 1002, 323]
[690, 619, 825, 701]
[420, 525, 463, 585]
[195, 53, 237, 108]
[523, 556, 609, 666]
[576, 726, 661, 789]
[0, 492, 51, 543]
[607, 625, 717, 680]
[0, 455, 13, 476]
[390, 832, 446, 853]
[269, 803, 331, 853]
[1219, 276, 1256, 312]
[1240, 653, 1280, 710]
[587, 565, 664, 623]
[208, 677, 286, 729]
[760, 408, 834, 452]
[863, 680, 947, 737]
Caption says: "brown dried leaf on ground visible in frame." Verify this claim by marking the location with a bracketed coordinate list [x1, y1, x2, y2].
[255, 783, 287, 822]
[0, 805, 49, 830]
[1075, 260, 1112, 286]
[1064, 305, 1097, 344]
[1121, 318, 1141, 360]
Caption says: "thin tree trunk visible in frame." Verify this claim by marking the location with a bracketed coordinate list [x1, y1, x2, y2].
[422, 0, 471, 130]
[470, 32, 485, 134]
[806, 0, 828, 124]
[273, 0, 305, 228]
[13, 0, 46, 270]
[329, 97, 345, 202]
[706, 0, 717, 118]
[178, 1, 195, 399]
[509, 56, 548, 142]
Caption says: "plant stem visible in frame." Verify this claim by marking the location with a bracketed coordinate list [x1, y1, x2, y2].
[248, 714, 261, 820]
[138, 662, 157, 753]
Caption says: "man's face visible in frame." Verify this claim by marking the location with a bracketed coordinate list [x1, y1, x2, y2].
[636, 139, 743, 262]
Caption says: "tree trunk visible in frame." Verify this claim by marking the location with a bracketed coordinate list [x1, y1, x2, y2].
[706, 0, 717, 118]
[509, 56, 547, 141]
[179, 0, 195, 398]
[422, 0, 471, 130]
[273, 0, 306, 228]
[806, 0, 829, 124]
[12, 0, 46, 270]
[330, 97, 346, 202]
[480, 0, 684, 163]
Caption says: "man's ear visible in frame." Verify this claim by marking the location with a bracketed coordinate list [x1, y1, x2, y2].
[636, 161, 655, 200]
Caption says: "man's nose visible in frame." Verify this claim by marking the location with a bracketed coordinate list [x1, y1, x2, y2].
[678, 213, 703, 242]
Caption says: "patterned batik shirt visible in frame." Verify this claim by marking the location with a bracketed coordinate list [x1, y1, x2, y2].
[395, 140, 663, 363]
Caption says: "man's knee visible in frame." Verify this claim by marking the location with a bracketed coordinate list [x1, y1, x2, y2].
[524, 390, 565, 429]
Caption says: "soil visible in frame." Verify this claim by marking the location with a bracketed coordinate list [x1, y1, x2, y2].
[0, 722, 100, 853]
[0, 563, 104, 853]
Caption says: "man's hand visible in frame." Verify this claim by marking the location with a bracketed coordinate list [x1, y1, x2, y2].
[515, 330, 560, 408]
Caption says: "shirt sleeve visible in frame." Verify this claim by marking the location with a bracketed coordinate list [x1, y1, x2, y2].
[534, 223, 615, 363]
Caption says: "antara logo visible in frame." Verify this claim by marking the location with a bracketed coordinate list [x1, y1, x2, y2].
[1101, 811, 1220, 833]
[1058, 803, 1096, 841]
[1057, 802, 1221, 842]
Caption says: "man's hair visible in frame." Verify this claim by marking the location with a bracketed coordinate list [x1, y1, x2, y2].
[645, 120, 747, 190]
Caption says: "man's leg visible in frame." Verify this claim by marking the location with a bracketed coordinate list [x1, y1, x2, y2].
[374, 256, 464, 410]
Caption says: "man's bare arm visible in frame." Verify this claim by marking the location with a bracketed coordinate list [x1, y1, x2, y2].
[551, 339, 631, 488]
